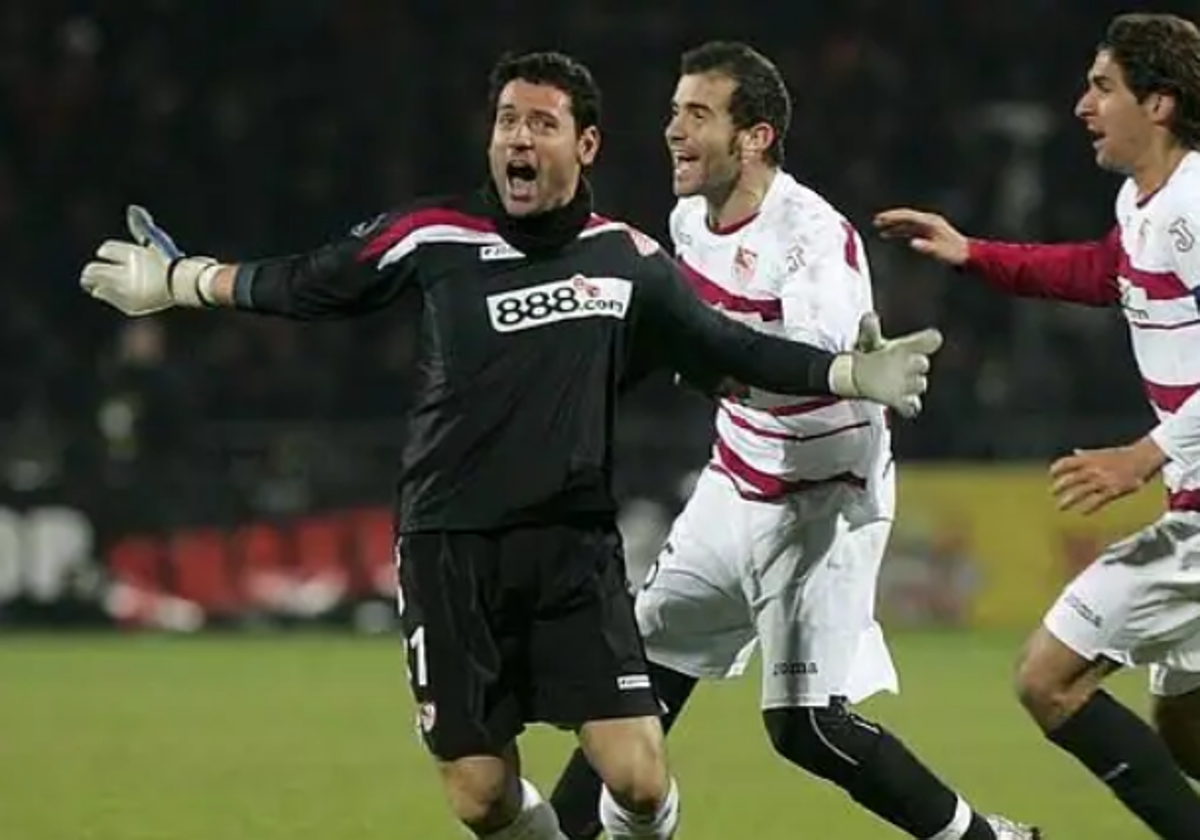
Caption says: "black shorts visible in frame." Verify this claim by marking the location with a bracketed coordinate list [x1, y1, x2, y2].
[396, 520, 660, 760]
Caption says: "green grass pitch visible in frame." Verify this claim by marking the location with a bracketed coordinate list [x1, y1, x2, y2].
[0, 631, 1161, 838]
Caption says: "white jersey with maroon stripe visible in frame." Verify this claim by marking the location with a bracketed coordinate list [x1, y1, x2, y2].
[1117, 152, 1200, 507]
[965, 152, 1200, 694]
[1043, 156, 1200, 694]
[635, 172, 900, 704]
[670, 170, 891, 522]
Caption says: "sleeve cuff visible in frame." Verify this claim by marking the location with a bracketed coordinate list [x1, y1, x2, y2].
[827, 353, 856, 397]
[1149, 422, 1183, 464]
[232, 263, 256, 310]
[961, 238, 992, 272]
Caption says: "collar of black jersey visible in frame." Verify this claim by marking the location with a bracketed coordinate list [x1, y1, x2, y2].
[482, 177, 593, 257]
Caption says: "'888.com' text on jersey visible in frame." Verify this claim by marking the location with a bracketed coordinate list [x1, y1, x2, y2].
[486, 274, 633, 333]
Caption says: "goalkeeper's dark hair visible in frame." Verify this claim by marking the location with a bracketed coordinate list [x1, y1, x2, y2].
[488, 51, 602, 134]
[681, 41, 791, 165]
[1102, 13, 1200, 148]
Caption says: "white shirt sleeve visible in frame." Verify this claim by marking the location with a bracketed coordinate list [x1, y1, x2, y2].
[777, 213, 866, 353]
[1150, 391, 1200, 467]
[1149, 209, 1200, 466]
[667, 201, 688, 258]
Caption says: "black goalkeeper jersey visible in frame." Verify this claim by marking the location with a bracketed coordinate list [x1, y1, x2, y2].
[231, 184, 838, 532]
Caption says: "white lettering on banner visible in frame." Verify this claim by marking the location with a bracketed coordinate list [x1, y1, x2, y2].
[0, 506, 94, 604]
[486, 275, 633, 333]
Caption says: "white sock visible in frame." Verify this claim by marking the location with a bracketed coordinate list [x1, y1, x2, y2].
[598, 777, 680, 839]
[476, 778, 567, 840]
[926, 796, 974, 840]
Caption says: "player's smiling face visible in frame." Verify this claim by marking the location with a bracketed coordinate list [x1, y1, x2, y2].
[489, 79, 599, 217]
[1075, 50, 1162, 174]
[665, 72, 744, 198]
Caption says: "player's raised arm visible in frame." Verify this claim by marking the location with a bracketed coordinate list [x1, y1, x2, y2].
[635, 246, 942, 417]
[81, 207, 417, 320]
[874, 207, 1121, 307]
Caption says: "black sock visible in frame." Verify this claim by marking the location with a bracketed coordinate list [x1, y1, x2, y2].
[961, 813, 999, 840]
[548, 749, 605, 840]
[764, 704, 997, 839]
[839, 726, 995, 838]
[1049, 689, 1200, 840]
[550, 662, 697, 840]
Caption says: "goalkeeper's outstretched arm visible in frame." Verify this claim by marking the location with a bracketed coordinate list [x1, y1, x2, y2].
[81, 206, 417, 320]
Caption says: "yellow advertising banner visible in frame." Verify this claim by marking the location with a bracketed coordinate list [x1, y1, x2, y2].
[880, 465, 1169, 629]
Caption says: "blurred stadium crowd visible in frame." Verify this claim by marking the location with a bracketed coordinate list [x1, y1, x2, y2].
[0, 0, 1174, 514]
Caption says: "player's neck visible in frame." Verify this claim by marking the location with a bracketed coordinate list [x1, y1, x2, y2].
[1131, 142, 1190, 201]
[705, 166, 777, 234]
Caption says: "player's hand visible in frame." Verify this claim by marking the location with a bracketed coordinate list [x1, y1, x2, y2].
[80, 240, 178, 316]
[1049, 438, 1167, 515]
[81, 206, 218, 314]
[829, 313, 943, 418]
[873, 208, 970, 267]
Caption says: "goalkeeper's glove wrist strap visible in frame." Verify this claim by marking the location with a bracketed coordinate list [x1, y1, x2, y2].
[828, 353, 860, 398]
[168, 257, 220, 307]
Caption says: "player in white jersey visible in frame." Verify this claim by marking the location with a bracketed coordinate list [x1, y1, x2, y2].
[549, 41, 1037, 840]
[876, 13, 1200, 840]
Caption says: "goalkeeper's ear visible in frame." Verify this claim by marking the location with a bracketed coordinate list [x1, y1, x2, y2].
[126, 205, 184, 259]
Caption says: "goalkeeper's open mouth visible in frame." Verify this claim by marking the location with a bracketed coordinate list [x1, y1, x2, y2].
[504, 160, 539, 208]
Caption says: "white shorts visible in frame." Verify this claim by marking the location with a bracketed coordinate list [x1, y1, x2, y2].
[1043, 512, 1200, 697]
[635, 467, 899, 709]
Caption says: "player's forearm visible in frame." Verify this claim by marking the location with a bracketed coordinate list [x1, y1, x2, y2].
[698, 325, 837, 396]
[964, 231, 1120, 306]
[654, 256, 837, 395]
[175, 260, 305, 316]
[197, 263, 269, 312]
[187, 251, 369, 320]
[197, 264, 238, 306]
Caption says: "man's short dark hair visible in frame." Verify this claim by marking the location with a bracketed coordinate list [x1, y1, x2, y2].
[488, 51, 602, 133]
[1102, 13, 1200, 148]
[680, 41, 792, 165]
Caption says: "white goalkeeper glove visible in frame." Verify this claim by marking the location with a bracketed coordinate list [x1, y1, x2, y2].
[126, 204, 184, 260]
[827, 312, 942, 419]
[853, 311, 889, 354]
[79, 206, 219, 316]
